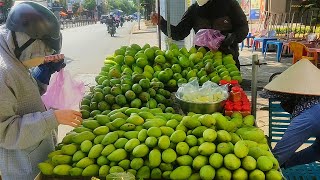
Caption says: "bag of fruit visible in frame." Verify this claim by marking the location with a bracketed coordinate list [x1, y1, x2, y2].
[42, 69, 85, 110]
[194, 29, 225, 51]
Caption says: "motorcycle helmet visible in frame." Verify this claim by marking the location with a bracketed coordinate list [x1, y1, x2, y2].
[6, 2, 62, 58]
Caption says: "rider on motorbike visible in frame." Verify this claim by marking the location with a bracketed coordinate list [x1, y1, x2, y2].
[107, 15, 116, 36]
[106, 15, 116, 33]
[120, 16, 124, 27]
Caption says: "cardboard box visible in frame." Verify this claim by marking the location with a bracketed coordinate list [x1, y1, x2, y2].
[34, 173, 96, 180]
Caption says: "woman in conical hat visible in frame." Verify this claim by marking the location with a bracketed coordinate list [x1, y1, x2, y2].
[261, 59, 320, 168]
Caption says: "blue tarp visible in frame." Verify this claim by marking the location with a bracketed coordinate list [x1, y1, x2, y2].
[113, 9, 123, 16]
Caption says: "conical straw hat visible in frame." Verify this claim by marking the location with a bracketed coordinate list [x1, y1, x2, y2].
[264, 59, 320, 95]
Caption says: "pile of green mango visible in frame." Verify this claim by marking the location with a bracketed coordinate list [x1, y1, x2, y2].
[39, 107, 282, 179]
[81, 43, 243, 119]
[104, 43, 242, 87]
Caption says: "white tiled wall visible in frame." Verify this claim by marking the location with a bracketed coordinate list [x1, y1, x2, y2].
[159, 0, 186, 49]
[184, 0, 196, 49]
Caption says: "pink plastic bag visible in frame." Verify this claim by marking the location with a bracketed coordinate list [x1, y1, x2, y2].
[194, 29, 225, 51]
[42, 69, 85, 110]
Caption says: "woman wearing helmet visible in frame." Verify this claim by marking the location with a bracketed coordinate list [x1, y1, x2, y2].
[0, 2, 82, 179]
[153, 0, 249, 70]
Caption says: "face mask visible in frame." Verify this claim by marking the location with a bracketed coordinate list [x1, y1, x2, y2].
[196, 0, 209, 6]
[11, 32, 54, 65]
[22, 56, 45, 68]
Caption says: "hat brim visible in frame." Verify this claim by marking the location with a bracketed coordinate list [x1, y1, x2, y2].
[264, 59, 320, 96]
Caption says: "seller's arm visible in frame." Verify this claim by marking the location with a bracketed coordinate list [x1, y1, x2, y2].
[160, 5, 194, 41]
[228, 0, 249, 43]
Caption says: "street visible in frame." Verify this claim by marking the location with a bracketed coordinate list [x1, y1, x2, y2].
[62, 22, 135, 76]
[57, 22, 135, 142]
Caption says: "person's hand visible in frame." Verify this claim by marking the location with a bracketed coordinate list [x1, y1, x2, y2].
[221, 33, 236, 47]
[54, 110, 82, 127]
[219, 33, 236, 55]
[151, 13, 160, 25]
[47, 60, 66, 72]
[32, 60, 66, 85]
[219, 45, 233, 55]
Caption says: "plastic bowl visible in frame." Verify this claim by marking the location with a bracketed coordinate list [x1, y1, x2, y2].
[175, 94, 226, 114]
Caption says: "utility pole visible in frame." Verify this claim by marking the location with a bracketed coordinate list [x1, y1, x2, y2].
[157, 0, 161, 49]
[138, 0, 141, 30]
[166, 0, 171, 49]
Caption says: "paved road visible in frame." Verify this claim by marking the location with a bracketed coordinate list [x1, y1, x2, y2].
[62, 22, 134, 76]
[57, 22, 135, 142]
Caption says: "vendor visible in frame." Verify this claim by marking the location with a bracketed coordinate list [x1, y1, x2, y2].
[261, 59, 320, 168]
[153, 0, 249, 70]
[0, 2, 82, 179]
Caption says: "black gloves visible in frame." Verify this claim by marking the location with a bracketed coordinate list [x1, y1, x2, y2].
[32, 60, 66, 85]
[219, 33, 236, 55]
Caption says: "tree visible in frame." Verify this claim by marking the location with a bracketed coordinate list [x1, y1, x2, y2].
[72, 2, 80, 14]
[59, 0, 67, 10]
[141, 0, 155, 20]
[101, 1, 108, 14]
[107, 0, 136, 14]
[132, 0, 156, 19]
[4, 0, 13, 11]
[299, 0, 320, 26]
[299, 0, 320, 12]
[3, 0, 13, 18]
[84, 0, 96, 11]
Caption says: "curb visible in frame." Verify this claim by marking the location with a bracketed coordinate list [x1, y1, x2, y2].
[128, 22, 138, 44]
[61, 23, 97, 32]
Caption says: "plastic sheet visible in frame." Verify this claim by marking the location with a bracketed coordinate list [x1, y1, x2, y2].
[177, 79, 228, 103]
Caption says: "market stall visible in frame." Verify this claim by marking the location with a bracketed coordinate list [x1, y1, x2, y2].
[36, 44, 283, 180]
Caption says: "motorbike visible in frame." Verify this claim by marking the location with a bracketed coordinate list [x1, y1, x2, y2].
[109, 24, 116, 37]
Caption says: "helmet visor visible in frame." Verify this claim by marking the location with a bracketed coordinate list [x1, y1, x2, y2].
[41, 32, 62, 53]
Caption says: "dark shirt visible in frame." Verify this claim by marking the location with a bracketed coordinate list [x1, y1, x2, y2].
[160, 0, 248, 57]
[261, 90, 320, 118]
[107, 17, 115, 26]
